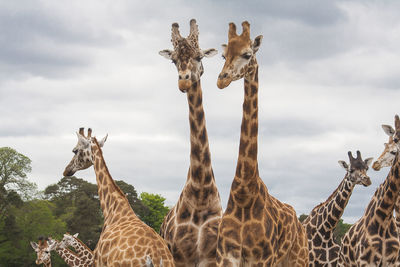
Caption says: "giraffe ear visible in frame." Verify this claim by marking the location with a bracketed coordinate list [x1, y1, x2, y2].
[30, 241, 38, 250]
[202, 48, 218, 58]
[382, 125, 395, 137]
[364, 157, 374, 167]
[73, 233, 79, 238]
[98, 134, 108, 147]
[338, 160, 348, 170]
[159, 49, 173, 60]
[252, 35, 263, 53]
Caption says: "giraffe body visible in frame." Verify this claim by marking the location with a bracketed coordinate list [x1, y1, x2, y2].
[302, 151, 373, 266]
[338, 115, 400, 266]
[159, 19, 222, 267]
[60, 233, 94, 266]
[215, 21, 308, 266]
[63, 129, 174, 267]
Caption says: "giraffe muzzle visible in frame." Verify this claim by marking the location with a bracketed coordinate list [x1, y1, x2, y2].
[372, 161, 381, 171]
[362, 177, 372, 187]
[178, 79, 192, 92]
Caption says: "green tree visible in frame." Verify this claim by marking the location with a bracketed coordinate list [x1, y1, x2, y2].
[0, 147, 36, 222]
[139, 192, 170, 232]
[333, 219, 352, 245]
[0, 200, 66, 266]
[298, 214, 308, 223]
[44, 176, 102, 250]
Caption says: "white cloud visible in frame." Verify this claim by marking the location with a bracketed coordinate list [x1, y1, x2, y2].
[1, 0, 400, 224]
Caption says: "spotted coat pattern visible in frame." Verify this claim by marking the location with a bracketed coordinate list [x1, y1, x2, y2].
[215, 21, 308, 267]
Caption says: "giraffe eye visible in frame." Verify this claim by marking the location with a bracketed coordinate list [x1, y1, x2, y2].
[73, 149, 78, 155]
[222, 55, 226, 60]
[195, 56, 202, 61]
[241, 53, 252, 60]
[350, 169, 355, 173]
[390, 151, 397, 155]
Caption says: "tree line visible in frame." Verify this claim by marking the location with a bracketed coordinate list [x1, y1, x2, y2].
[0, 147, 169, 266]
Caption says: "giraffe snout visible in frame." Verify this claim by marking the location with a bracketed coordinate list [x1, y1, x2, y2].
[362, 176, 372, 187]
[372, 161, 381, 171]
[178, 71, 192, 92]
[217, 72, 231, 89]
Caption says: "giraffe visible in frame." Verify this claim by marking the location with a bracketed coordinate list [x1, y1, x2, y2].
[159, 19, 223, 266]
[59, 233, 94, 266]
[215, 21, 309, 266]
[31, 237, 55, 267]
[338, 115, 400, 266]
[302, 151, 373, 266]
[371, 122, 400, 259]
[31, 237, 88, 267]
[63, 128, 175, 267]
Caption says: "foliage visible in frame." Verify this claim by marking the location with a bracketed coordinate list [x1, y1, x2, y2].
[298, 214, 308, 223]
[139, 192, 170, 232]
[0, 200, 67, 266]
[0, 147, 36, 200]
[0, 147, 35, 223]
[333, 219, 352, 245]
[44, 176, 102, 250]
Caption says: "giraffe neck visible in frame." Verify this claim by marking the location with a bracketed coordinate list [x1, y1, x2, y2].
[183, 80, 219, 206]
[306, 175, 355, 232]
[395, 197, 400, 231]
[43, 261, 51, 267]
[235, 65, 259, 183]
[91, 139, 137, 224]
[71, 237, 93, 262]
[366, 153, 400, 222]
[55, 246, 82, 266]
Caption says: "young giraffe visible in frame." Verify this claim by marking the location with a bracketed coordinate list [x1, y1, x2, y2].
[215, 21, 309, 266]
[63, 128, 175, 267]
[159, 19, 223, 266]
[302, 151, 373, 266]
[31, 237, 88, 267]
[59, 233, 93, 266]
[31, 237, 54, 267]
[338, 115, 400, 266]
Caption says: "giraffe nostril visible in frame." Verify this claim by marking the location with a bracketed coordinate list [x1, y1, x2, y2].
[223, 73, 228, 78]
[185, 74, 189, 80]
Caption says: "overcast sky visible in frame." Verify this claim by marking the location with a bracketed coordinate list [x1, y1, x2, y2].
[1, 0, 400, 223]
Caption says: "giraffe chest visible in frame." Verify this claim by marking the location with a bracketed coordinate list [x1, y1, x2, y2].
[161, 205, 221, 264]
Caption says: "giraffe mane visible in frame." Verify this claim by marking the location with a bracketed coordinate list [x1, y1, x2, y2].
[92, 137, 132, 207]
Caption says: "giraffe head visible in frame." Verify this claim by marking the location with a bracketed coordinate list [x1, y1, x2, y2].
[63, 128, 108, 177]
[373, 115, 400, 170]
[58, 233, 79, 249]
[338, 151, 373, 187]
[30, 237, 57, 265]
[159, 19, 217, 92]
[217, 21, 263, 89]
